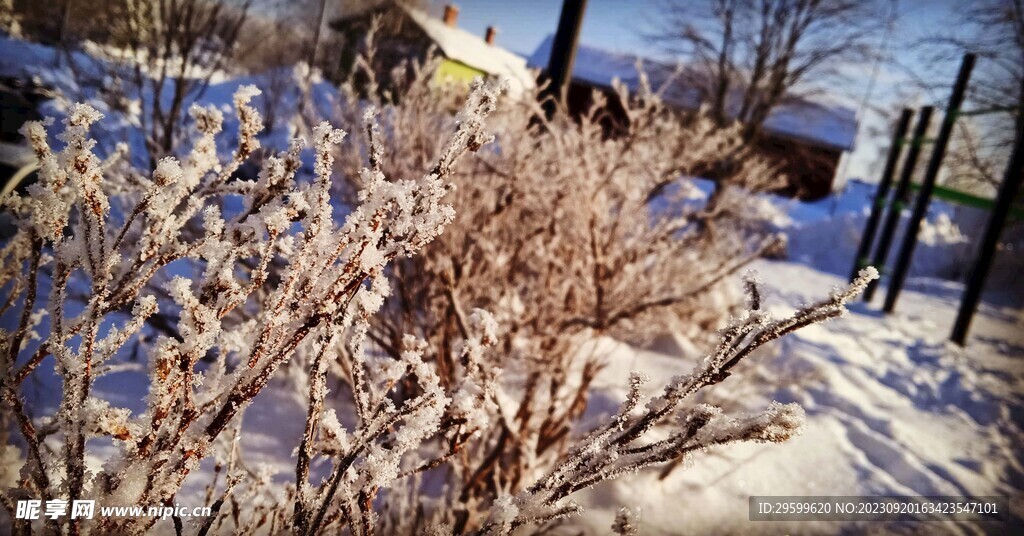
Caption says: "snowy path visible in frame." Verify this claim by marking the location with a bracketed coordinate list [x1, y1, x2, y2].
[570, 259, 1024, 535]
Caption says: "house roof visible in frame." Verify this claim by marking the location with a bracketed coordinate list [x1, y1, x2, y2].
[401, 5, 536, 97]
[527, 35, 857, 151]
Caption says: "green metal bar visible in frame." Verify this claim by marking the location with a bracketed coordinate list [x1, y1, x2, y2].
[957, 105, 1023, 117]
[908, 182, 1024, 218]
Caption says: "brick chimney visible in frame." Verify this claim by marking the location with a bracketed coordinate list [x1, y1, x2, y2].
[443, 4, 459, 27]
[485, 25, 497, 45]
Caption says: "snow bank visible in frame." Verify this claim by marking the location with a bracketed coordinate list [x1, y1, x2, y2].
[770, 180, 1024, 304]
[649, 177, 1019, 299]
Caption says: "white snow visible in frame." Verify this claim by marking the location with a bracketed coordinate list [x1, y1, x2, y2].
[568, 259, 1024, 534]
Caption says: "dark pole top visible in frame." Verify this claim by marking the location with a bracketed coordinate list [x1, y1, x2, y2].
[894, 106, 935, 203]
[545, 0, 588, 102]
[919, 53, 976, 196]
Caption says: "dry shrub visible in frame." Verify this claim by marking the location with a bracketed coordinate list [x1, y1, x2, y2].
[0, 40, 878, 535]
[318, 45, 816, 532]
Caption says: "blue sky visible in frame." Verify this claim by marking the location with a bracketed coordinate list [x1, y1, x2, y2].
[424, 0, 969, 183]
[427, 0, 654, 59]
[430, 1, 957, 65]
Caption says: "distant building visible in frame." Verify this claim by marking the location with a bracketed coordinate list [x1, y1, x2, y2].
[528, 36, 858, 200]
[329, 2, 535, 98]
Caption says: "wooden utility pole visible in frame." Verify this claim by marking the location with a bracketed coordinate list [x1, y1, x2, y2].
[542, 0, 588, 114]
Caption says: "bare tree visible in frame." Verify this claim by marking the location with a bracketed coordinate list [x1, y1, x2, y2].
[922, 0, 1023, 193]
[947, 0, 1023, 129]
[108, 0, 253, 167]
[5, 0, 253, 168]
[647, 0, 880, 141]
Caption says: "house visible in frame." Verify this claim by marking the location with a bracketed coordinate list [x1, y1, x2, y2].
[329, 2, 535, 98]
[527, 35, 858, 200]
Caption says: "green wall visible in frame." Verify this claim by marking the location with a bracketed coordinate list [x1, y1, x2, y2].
[435, 59, 486, 85]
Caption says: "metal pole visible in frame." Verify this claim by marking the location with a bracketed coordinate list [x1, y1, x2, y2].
[950, 117, 1024, 345]
[884, 53, 976, 313]
[542, 0, 588, 114]
[862, 106, 934, 302]
[850, 108, 913, 283]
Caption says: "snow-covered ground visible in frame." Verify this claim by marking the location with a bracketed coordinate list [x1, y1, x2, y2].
[47, 256, 1021, 534]
[567, 258, 1023, 534]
